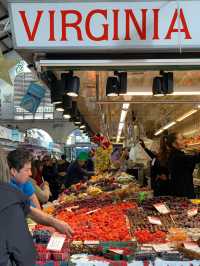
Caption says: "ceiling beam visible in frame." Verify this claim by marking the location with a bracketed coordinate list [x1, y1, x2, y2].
[95, 100, 200, 104]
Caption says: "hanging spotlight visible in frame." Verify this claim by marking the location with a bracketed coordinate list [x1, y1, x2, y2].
[50, 80, 64, 104]
[115, 71, 127, 95]
[63, 94, 72, 109]
[55, 103, 64, 112]
[152, 77, 164, 96]
[162, 71, 174, 95]
[62, 72, 80, 97]
[63, 110, 71, 119]
[106, 77, 119, 96]
[152, 71, 174, 96]
[80, 124, 86, 129]
[55, 103, 65, 112]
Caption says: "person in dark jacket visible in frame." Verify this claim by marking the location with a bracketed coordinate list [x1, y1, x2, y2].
[140, 138, 170, 196]
[66, 152, 94, 187]
[0, 183, 36, 266]
[167, 132, 200, 198]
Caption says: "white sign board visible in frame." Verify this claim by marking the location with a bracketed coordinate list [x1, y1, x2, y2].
[8, 1, 200, 51]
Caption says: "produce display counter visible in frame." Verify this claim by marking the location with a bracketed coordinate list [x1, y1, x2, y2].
[33, 173, 200, 265]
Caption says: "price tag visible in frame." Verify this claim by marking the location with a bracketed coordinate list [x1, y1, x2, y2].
[153, 243, 172, 252]
[154, 203, 170, 214]
[109, 248, 124, 255]
[148, 216, 162, 225]
[47, 233, 66, 251]
[86, 208, 100, 214]
[84, 240, 100, 245]
[184, 242, 200, 253]
[66, 205, 79, 212]
[187, 207, 198, 217]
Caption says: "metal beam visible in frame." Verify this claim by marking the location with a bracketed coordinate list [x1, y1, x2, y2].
[95, 100, 200, 104]
[37, 59, 200, 72]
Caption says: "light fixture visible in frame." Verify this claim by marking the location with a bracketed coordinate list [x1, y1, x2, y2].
[74, 121, 81, 125]
[50, 80, 64, 104]
[80, 124, 86, 129]
[122, 103, 130, 110]
[116, 72, 127, 95]
[120, 110, 127, 123]
[106, 77, 119, 96]
[176, 109, 198, 122]
[154, 129, 163, 136]
[163, 121, 176, 130]
[63, 94, 72, 109]
[116, 104, 130, 143]
[55, 103, 64, 112]
[106, 72, 127, 96]
[62, 72, 80, 97]
[152, 72, 174, 96]
[63, 111, 71, 119]
[152, 76, 164, 96]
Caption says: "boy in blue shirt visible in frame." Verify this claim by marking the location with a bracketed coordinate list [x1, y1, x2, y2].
[7, 149, 41, 209]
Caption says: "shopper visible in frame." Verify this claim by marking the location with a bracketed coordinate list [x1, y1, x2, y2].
[154, 136, 170, 196]
[31, 160, 51, 204]
[0, 151, 73, 266]
[7, 149, 41, 209]
[167, 132, 200, 198]
[66, 152, 94, 187]
[31, 159, 44, 186]
[86, 150, 95, 172]
[42, 156, 59, 200]
[140, 138, 170, 196]
[57, 154, 70, 187]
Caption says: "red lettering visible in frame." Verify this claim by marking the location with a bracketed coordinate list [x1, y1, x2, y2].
[113, 9, 120, 41]
[19, 10, 43, 41]
[152, 9, 159, 40]
[85, 9, 108, 41]
[165, 8, 192, 39]
[61, 10, 83, 41]
[125, 9, 147, 40]
[49, 10, 56, 41]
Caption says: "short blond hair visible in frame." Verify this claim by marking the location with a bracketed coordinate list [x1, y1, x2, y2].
[0, 151, 10, 183]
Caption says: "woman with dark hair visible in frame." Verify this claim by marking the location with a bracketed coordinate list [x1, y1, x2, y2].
[167, 132, 200, 198]
[150, 136, 170, 196]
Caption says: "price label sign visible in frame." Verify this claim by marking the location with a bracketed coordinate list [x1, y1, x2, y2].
[109, 248, 124, 255]
[148, 216, 162, 225]
[184, 242, 200, 253]
[187, 207, 198, 217]
[84, 240, 100, 245]
[47, 233, 66, 251]
[154, 203, 170, 214]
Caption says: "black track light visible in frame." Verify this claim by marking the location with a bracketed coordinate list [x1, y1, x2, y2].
[153, 71, 174, 96]
[63, 95, 72, 110]
[50, 80, 64, 104]
[62, 72, 80, 97]
[63, 110, 71, 119]
[152, 77, 164, 96]
[55, 103, 64, 112]
[106, 72, 127, 96]
[106, 77, 119, 96]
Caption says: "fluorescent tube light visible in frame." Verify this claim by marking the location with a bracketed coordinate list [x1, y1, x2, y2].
[176, 109, 198, 122]
[163, 121, 176, 130]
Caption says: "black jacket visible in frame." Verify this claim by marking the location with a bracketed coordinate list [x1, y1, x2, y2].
[0, 183, 36, 266]
[168, 149, 200, 198]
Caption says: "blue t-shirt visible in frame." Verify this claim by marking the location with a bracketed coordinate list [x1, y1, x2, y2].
[10, 179, 35, 206]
